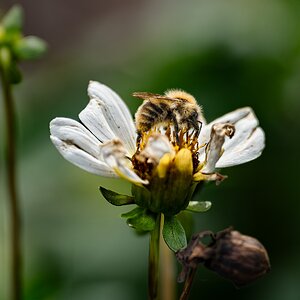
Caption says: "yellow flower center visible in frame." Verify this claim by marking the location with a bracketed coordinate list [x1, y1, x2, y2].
[132, 125, 202, 181]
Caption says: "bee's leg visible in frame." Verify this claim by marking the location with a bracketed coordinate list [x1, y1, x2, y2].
[136, 131, 142, 149]
[198, 120, 203, 133]
[190, 119, 202, 138]
[171, 115, 180, 144]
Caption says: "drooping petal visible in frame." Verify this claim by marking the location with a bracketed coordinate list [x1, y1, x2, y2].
[87, 81, 136, 155]
[199, 107, 252, 151]
[198, 107, 265, 168]
[215, 108, 265, 168]
[101, 139, 148, 185]
[201, 123, 235, 174]
[139, 133, 175, 165]
[50, 136, 116, 177]
[216, 127, 265, 168]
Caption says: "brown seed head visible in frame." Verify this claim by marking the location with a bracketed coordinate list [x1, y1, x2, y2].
[176, 228, 270, 287]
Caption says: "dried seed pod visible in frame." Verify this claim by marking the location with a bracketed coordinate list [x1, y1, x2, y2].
[204, 228, 271, 287]
[176, 228, 271, 287]
[176, 230, 214, 282]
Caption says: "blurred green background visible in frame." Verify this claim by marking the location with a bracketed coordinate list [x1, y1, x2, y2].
[1, 0, 300, 299]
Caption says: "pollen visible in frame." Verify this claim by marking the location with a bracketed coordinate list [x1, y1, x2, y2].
[132, 124, 202, 180]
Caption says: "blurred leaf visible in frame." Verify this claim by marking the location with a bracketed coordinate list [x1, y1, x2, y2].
[14, 36, 47, 60]
[163, 216, 187, 252]
[186, 201, 212, 213]
[2, 5, 23, 33]
[100, 186, 134, 206]
[0, 26, 5, 42]
[0, 46, 11, 69]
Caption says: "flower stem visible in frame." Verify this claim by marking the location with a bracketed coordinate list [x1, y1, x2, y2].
[148, 213, 162, 300]
[0, 64, 22, 300]
[179, 268, 197, 300]
[160, 235, 176, 300]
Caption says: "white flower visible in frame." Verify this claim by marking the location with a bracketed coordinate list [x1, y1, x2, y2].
[50, 81, 265, 187]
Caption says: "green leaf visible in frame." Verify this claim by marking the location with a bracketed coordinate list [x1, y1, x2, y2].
[2, 5, 23, 33]
[177, 211, 194, 240]
[121, 207, 143, 218]
[127, 212, 156, 232]
[163, 216, 187, 252]
[122, 207, 156, 232]
[100, 186, 134, 206]
[14, 36, 47, 60]
[186, 201, 212, 213]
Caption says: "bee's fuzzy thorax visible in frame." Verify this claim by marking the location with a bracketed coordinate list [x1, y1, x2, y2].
[165, 89, 197, 104]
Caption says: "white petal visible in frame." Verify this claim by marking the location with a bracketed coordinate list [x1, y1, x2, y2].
[198, 107, 260, 161]
[209, 107, 252, 125]
[87, 81, 136, 155]
[201, 123, 235, 174]
[216, 127, 265, 168]
[50, 117, 101, 158]
[101, 139, 148, 185]
[79, 98, 116, 143]
[140, 133, 175, 164]
[50, 136, 116, 177]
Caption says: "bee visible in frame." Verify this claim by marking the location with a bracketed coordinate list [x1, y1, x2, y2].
[133, 89, 203, 145]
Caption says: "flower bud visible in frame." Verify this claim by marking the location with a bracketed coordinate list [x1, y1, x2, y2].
[132, 148, 194, 216]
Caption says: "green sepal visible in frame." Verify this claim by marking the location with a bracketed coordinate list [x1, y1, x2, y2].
[2, 5, 23, 33]
[100, 186, 134, 206]
[13, 36, 47, 60]
[163, 216, 187, 252]
[186, 201, 212, 213]
[121, 207, 143, 218]
[122, 207, 156, 232]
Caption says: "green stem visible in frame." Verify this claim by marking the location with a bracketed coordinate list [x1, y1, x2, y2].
[148, 213, 162, 300]
[0, 63, 22, 300]
[179, 268, 197, 300]
[160, 236, 176, 300]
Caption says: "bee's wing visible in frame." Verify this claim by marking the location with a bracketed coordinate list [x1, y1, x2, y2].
[132, 92, 162, 99]
[132, 92, 180, 102]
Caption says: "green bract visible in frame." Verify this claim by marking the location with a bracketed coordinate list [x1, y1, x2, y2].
[121, 207, 156, 232]
[99, 180, 211, 251]
[163, 216, 187, 252]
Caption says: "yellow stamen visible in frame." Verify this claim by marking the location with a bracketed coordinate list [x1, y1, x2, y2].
[157, 153, 172, 178]
[174, 148, 193, 175]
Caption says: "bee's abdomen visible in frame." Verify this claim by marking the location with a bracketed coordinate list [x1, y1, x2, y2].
[136, 101, 169, 131]
[145, 101, 167, 116]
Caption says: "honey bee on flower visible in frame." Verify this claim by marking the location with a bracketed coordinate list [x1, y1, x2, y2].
[133, 89, 203, 146]
[49, 81, 265, 216]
